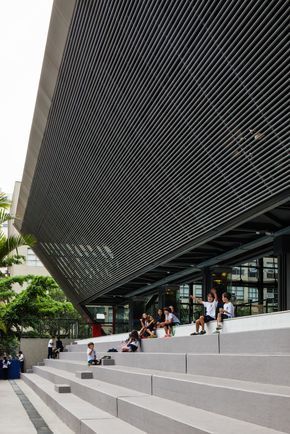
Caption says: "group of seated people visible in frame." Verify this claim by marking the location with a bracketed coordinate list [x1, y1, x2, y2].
[139, 306, 181, 339]
[191, 289, 235, 335]
[86, 290, 235, 364]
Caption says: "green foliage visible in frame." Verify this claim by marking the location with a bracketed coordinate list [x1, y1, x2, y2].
[0, 275, 81, 339]
[0, 192, 10, 210]
[0, 190, 35, 271]
[0, 335, 19, 357]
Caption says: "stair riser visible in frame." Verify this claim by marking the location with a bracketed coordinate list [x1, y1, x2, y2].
[67, 341, 123, 353]
[59, 351, 187, 373]
[33, 366, 117, 416]
[153, 376, 290, 432]
[220, 328, 290, 354]
[45, 359, 152, 394]
[22, 374, 83, 433]
[118, 398, 207, 434]
[187, 354, 290, 386]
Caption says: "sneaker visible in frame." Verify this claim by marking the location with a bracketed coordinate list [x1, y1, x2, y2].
[190, 332, 198, 336]
[199, 330, 206, 335]
[216, 325, 222, 330]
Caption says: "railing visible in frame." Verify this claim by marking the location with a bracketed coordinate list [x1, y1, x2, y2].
[179, 298, 278, 323]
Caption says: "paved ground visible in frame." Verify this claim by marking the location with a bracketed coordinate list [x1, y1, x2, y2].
[0, 379, 73, 434]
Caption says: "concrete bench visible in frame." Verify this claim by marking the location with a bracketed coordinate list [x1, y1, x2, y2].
[54, 384, 71, 393]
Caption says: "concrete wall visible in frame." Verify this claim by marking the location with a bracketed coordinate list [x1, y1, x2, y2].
[20, 338, 72, 370]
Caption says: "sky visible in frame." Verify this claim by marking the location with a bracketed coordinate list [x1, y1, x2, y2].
[0, 0, 53, 196]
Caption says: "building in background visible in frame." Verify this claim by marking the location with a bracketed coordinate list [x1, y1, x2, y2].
[8, 182, 50, 291]
[15, 0, 289, 331]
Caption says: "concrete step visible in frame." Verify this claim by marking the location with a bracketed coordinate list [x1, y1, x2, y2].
[24, 370, 284, 434]
[187, 353, 290, 386]
[67, 340, 123, 353]
[41, 359, 290, 432]
[22, 373, 145, 433]
[219, 327, 290, 354]
[118, 394, 284, 434]
[59, 350, 187, 373]
[152, 371, 290, 432]
[45, 358, 152, 394]
[32, 365, 147, 416]
[67, 334, 220, 354]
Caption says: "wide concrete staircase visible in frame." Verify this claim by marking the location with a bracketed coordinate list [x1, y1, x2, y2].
[22, 328, 290, 433]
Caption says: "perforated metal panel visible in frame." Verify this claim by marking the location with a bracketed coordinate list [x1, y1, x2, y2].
[19, 0, 289, 305]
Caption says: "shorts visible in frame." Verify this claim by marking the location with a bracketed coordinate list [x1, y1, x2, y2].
[221, 313, 229, 321]
[204, 315, 215, 323]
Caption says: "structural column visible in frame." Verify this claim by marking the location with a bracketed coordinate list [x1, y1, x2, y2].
[274, 236, 290, 311]
[202, 267, 212, 299]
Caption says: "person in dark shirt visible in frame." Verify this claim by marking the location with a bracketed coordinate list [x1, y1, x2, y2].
[54, 336, 64, 358]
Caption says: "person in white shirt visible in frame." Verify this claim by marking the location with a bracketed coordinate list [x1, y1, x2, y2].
[18, 351, 24, 373]
[190, 289, 218, 335]
[2, 356, 11, 380]
[87, 342, 100, 365]
[47, 336, 55, 359]
[216, 292, 235, 330]
[163, 307, 180, 337]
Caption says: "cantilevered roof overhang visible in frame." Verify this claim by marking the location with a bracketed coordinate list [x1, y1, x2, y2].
[16, 0, 290, 317]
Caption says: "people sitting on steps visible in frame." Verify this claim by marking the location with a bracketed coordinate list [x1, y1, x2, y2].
[163, 307, 180, 338]
[121, 330, 141, 352]
[190, 288, 218, 335]
[216, 292, 235, 331]
[87, 342, 101, 365]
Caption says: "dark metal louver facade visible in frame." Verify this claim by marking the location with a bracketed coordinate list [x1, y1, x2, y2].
[17, 0, 289, 315]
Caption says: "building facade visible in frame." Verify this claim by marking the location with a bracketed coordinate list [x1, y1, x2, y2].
[15, 0, 289, 329]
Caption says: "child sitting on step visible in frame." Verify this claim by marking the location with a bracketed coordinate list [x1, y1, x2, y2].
[216, 292, 235, 330]
[190, 288, 218, 335]
[87, 342, 100, 365]
[121, 330, 140, 352]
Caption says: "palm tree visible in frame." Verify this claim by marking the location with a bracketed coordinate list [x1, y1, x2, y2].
[0, 192, 10, 210]
[0, 192, 34, 271]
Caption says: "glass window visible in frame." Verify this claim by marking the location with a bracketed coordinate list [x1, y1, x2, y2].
[233, 286, 244, 301]
[26, 248, 43, 267]
[248, 287, 258, 301]
[248, 268, 257, 278]
[193, 284, 202, 298]
[179, 284, 189, 299]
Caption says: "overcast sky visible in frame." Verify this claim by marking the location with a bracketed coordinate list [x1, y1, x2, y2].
[0, 0, 53, 195]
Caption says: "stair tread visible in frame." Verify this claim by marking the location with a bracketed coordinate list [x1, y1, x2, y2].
[46, 359, 290, 396]
[23, 374, 145, 433]
[120, 394, 284, 433]
[35, 365, 147, 398]
[25, 373, 284, 434]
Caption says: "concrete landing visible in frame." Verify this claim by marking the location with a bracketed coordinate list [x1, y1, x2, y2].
[0, 380, 36, 434]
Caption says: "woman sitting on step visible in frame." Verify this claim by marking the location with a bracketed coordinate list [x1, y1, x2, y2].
[121, 330, 140, 352]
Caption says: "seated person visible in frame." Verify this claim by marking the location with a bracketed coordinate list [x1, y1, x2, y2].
[216, 292, 235, 330]
[163, 307, 180, 337]
[87, 342, 100, 365]
[156, 308, 165, 328]
[121, 330, 140, 352]
[145, 315, 157, 337]
[190, 288, 218, 335]
[139, 313, 149, 338]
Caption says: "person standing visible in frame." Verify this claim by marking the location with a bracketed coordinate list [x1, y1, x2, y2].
[2, 356, 11, 379]
[55, 336, 64, 359]
[47, 336, 55, 359]
[18, 351, 24, 373]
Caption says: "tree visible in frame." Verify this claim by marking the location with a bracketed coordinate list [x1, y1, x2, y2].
[0, 275, 81, 339]
[0, 191, 35, 272]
